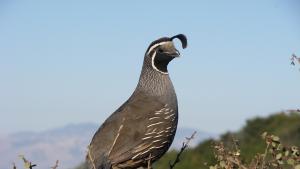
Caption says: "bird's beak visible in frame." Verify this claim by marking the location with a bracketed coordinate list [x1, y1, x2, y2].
[168, 34, 187, 58]
[166, 49, 180, 58]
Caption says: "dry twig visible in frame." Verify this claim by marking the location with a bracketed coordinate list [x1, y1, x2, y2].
[12, 162, 16, 169]
[147, 153, 152, 169]
[168, 131, 197, 169]
[19, 155, 37, 169]
[51, 160, 59, 169]
[226, 156, 248, 169]
[260, 140, 270, 169]
[291, 53, 300, 65]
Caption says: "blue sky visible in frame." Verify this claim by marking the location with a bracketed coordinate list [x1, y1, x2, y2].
[0, 0, 299, 134]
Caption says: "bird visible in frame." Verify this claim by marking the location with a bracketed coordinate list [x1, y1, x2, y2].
[86, 34, 187, 169]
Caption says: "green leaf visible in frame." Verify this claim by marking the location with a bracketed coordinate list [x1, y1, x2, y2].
[277, 144, 282, 150]
[276, 153, 282, 160]
[220, 161, 226, 168]
[234, 150, 240, 156]
[271, 135, 280, 142]
[285, 150, 290, 156]
[24, 162, 31, 169]
[209, 165, 217, 169]
[272, 162, 278, 167]
[287, 158, 295, 165]
[261, 132, 268, 139]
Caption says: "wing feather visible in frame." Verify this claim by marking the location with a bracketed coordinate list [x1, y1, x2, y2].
[88, 92, 164, 168]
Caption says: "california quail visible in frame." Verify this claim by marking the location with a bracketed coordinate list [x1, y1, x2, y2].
[87, 34, 187, 169]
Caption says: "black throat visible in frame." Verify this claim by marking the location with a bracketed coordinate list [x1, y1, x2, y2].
[153, 52, 174, 73]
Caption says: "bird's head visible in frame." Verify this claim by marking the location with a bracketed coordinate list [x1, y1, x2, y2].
[144, 34, 187, 74]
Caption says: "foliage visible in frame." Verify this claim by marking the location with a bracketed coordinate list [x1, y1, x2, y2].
[291, 53, 300, 66]
[210, 132, 299, 169]
[154, 111, 300, 169]
[16, 111, 299, 169]
[12, 156, 58, 169]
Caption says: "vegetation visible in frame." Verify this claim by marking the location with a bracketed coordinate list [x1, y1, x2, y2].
[15, 111, 300, 169]
[154, 111, 300, 169]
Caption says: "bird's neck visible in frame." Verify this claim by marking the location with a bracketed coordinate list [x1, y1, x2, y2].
[135, 60, 175, 98]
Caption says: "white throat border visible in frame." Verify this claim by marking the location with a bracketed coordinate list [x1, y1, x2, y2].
[147, 41, 171, 75]
[151, 51, 169, 75]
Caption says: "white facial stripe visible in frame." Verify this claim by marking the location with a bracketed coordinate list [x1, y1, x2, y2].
[151, 51, 169, 75]
[146, 41, 169, 56]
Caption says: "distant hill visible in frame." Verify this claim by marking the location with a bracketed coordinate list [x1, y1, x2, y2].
[0, 123, 96, 169]
[154, 111, 300, 169]
[0, 123, 213, 169]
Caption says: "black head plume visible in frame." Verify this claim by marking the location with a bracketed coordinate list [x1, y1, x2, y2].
[171, 34, 187, 49]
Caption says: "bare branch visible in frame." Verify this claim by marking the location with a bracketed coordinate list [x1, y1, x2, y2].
[168, 131, 197, 169]
[28, 162, 37, 169]
[260, 140, 270, 169]
[147, 153, 152, 169]
[51, 160, 59, 169]
[18, 155, 28, 164]
[226, 156, 248, 169]
[18, 155, 36, 169]
[12, 162, 16, 169]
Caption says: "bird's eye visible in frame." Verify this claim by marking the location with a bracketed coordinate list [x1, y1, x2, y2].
[158, 48, 164, 53]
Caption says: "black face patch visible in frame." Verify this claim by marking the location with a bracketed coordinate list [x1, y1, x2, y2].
[153, 52, 174, 73]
